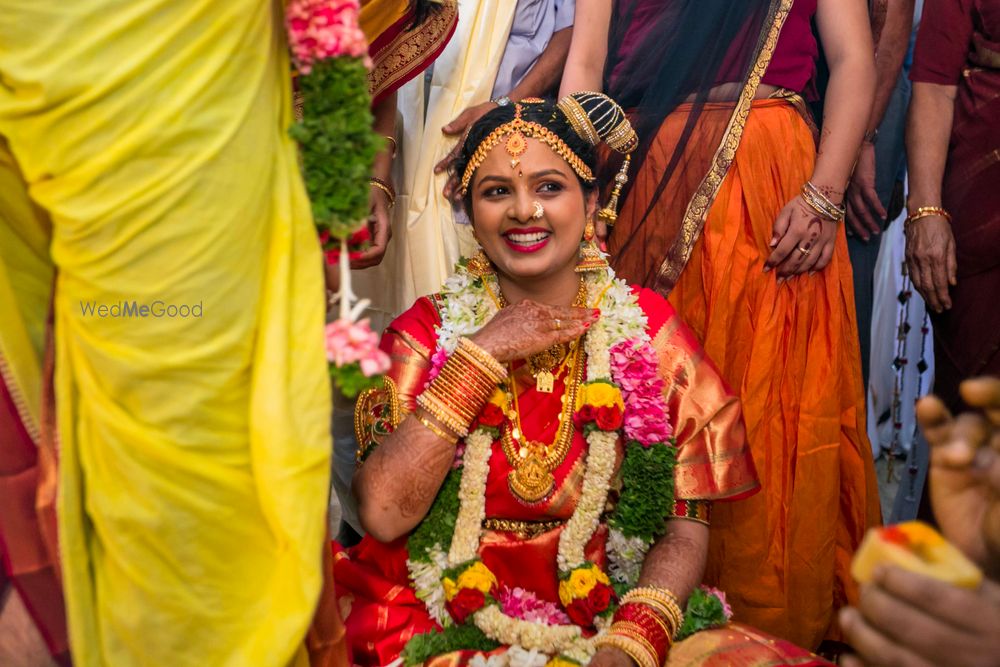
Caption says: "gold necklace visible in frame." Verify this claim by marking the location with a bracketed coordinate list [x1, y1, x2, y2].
[495, 278, 588, 393]
[500, 343, 585, 504]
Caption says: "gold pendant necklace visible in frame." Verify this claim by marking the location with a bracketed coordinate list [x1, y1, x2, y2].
[497, 278, 588, 394]
[501, 344, 585, 504]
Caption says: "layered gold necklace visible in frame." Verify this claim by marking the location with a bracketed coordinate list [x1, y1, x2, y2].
[501, 344, 584, 503]
[487, 278, 589, 504]
[496, 279, 588, 393]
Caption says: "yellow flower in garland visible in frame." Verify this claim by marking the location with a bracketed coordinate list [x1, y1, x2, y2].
[558, 563, 610, 606]
[577, 381, 624, 411]
[545, 658, 581, 667]
[455, 560, 497, 595]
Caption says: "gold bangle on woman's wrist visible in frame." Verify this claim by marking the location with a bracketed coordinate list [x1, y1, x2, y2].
[414, 409, 458, 445]
[905, 205, 951, 229]
[369, 176, 396, 208]
[416, 338, 506, 438]
[382, 134, 397, 158]
[800, 181, 845, 222]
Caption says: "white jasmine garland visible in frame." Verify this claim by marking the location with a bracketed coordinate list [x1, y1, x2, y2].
[407, 544, 451, 626]
[556, 429, 617, 571]
[448, 427, 494, 566]
[405, 262, 662, 663]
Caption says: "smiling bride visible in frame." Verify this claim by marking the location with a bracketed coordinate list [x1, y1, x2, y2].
[332, 94, 825, 666]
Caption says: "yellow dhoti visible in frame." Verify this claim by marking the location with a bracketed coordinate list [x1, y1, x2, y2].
[0, 1, 331, 665]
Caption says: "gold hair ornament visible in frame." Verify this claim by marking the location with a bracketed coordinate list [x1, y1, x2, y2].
[460, 101, 596, 195]
[557, 92, 638, 228]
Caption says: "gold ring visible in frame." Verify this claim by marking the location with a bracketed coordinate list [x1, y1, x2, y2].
[532, 201, 544, 220]
[797, 246, 811, 257]
[554, 318, 561, 330]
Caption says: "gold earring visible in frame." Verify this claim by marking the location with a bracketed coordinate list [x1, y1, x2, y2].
[575, 220, 609, 273]
[466, 248, 495, 277]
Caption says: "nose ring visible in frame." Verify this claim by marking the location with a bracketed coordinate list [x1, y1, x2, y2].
[532, 201, 544, 220]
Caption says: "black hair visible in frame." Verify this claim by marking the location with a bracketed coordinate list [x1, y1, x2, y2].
[450, 100, 599, 218]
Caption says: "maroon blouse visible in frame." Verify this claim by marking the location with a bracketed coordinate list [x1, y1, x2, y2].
[911, 0, 1000, 84]
[609, 0, 819, 94]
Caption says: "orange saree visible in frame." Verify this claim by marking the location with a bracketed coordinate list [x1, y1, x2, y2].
[610, 99, 881, 650]
[331, 287, 828, 665]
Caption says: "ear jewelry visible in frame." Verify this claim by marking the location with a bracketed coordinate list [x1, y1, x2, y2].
[575, 220, 609, 273]
[532, 201, 544, 220]
[466, 248, 495, 277]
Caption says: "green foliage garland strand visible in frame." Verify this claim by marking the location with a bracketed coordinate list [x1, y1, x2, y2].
[401, 623, 501, 666]
[408, 469, 461, 564]
[608, 441, 677, 542]
[290, 57, 381, 240]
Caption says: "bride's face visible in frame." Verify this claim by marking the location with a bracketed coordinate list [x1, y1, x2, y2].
[469, 138, 595, 284]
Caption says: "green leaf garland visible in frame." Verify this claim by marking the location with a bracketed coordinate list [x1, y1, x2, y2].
[608, 441, 677, 542]
[408, 469, 461, 564]
[290, 57, 381, 240]
[401, 623, 501, 666]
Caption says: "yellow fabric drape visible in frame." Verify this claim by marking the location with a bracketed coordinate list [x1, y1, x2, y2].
[0, 2, 332, 665]
[0, 140, 51, 439]
[354, 0, 518, 323]
[359, 0, 409, 41]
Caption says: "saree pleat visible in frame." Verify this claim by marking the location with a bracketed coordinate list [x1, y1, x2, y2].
[0, 139, 68, 663]
[0, 2, 331, 665]
[653, 101, 880, 649]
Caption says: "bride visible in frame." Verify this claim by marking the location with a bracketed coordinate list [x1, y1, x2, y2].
[335, 94, 820, 666]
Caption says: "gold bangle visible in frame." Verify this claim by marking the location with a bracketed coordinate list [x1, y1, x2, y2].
[416, 393, 470, 437]
[594, 634, 657, 667]
[905, 205, 951, 228]
[383, 134, 397, 158]
[415, 410, 458, 445]
[800, 181, 844, 222]
[612, 622, 663, 664]
[369, 177, 396, 208]
[456, 337, 507, 381]
[621, 586, 685, 637]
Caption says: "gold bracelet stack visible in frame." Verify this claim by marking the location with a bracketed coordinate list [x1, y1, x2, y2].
[415, 410, 458, 445]
[800, 181, 845, 222]
[593, 633, 657, 667]
[905, 205, 951, 229]
[415, 338, 506, 439]
[620, 586, 685, 637]
[369, 176, 396, 208]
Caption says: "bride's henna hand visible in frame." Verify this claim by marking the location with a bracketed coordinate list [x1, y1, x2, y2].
[470, 300, 598, 363]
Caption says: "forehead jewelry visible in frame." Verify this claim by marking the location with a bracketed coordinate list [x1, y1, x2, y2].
[532, 201, 544, 219]
[460, 101, 595, 195]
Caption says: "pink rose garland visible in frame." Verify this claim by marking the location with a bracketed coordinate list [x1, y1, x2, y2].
[609, 341, 673, 446]
[325, 318, 390, 377]
[287, 0, 370, 74]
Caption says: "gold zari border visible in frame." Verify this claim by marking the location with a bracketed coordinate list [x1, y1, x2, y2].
[654, 0, 794, 294]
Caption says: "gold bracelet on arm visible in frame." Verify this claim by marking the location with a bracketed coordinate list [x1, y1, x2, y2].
[905, 205, 951, 229]
[414, 408, 459, 445]
[369, 177, 396, 208]
[415, 338, 506, 438]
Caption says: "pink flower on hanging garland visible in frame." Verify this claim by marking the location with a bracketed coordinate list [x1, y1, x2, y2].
[287, 0, 370, 74]
[609, 340, 672, 446]
[325, 318, 391, 397]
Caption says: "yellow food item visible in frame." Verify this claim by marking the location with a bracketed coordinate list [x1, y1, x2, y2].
[851, 521, 983, 588]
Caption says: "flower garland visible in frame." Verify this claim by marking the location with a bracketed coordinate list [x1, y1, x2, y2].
[401, 261, 690, 665]
[287, 0, 390, 397]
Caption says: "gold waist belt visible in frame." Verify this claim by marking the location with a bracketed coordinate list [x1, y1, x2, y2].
[482, 518, 564, 540]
